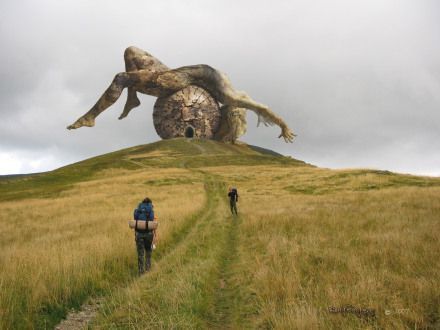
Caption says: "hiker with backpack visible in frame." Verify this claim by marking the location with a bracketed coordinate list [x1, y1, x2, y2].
[133, 197, 157, 274]
[228, 187, 239, 215]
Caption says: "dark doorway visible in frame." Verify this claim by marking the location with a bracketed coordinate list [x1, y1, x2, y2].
[185, 126, 194, 138]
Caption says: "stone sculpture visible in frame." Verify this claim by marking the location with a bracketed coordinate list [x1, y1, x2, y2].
[67, 46, 295, 143]
[153, 85, 221, 139]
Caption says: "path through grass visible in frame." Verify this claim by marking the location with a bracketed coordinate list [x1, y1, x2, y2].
[92, 172, 246, 328]
[207, 212, 241, 329]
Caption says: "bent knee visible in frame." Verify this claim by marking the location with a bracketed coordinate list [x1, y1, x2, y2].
[113, 72, 130, 85]
[124, 46, 141, 59]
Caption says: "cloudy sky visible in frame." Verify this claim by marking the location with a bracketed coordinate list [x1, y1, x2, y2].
[1, 0, 439, 176]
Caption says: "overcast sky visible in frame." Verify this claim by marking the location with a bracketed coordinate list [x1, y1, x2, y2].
[0, 0, 439, 176]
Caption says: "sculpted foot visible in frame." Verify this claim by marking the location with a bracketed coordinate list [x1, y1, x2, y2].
[67, 115, 95, 130]
[119, 96, 141, 120]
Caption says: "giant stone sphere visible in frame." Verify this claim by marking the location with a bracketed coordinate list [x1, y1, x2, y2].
[153, 85, 221, 139]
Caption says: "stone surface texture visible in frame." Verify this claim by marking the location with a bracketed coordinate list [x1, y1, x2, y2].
[153, 86, 221, 139]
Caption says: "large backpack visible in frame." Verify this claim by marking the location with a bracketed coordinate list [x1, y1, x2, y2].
[133, 203, 154, 231]
[231, 188, 238, 201]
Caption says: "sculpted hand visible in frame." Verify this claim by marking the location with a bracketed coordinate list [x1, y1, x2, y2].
[278, 125, 296, 143]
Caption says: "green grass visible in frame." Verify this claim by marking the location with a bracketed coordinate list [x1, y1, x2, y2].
[0, 150, 136, 202]
[0, 139, 305, 202]
[284, 169, 440, 195]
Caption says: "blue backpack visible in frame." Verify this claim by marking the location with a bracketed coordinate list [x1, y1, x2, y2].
[134, 202, 154, 222]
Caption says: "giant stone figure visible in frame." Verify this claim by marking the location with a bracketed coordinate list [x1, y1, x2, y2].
[67, 46, 295, 143]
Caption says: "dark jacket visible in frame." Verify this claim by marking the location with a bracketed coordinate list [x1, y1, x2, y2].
[228, 190, 238, 202]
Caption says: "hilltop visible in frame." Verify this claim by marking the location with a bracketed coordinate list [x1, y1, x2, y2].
[0, 139, 304, 202]
[0, 138, 439, 329]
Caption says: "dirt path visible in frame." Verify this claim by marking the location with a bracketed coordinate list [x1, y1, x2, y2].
[54, 172, 239, 329]
[55, 298, 103, 330]
[211, 214, 240, 328]
[54, 173, 221, 329]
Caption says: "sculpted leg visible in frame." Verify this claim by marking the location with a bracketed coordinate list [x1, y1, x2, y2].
[120, 47, 169, 120]
[121, 47, 143, 119]
[119, 88, 140, 120]
[67, 72, 133, 129]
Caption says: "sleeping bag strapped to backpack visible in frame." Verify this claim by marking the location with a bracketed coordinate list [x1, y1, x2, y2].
[133, 202, 154, 232]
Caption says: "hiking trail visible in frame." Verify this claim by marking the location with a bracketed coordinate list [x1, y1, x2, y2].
[54, 171, 240, 329]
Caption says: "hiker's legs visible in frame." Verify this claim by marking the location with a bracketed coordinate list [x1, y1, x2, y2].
[230, 200, 238, 215]
[67, 72, 135, 129]
[135, 233, 145, 274]
[145, 251, 152, 271]
[143, 232, 154, 271]
[232, 200, 238, 215]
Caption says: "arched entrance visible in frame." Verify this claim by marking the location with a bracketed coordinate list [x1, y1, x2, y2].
[185, 126, 195, 138]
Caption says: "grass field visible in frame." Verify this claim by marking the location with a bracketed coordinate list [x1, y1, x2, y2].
[0, 138, 439, 329]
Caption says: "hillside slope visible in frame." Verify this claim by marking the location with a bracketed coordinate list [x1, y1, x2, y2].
[0, 139, 304, 202]
[0, 138, 439, 329]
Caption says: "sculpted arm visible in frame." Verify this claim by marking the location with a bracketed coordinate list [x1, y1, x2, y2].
[171, 65, 296, 142]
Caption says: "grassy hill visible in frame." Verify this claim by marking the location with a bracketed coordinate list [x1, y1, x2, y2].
[0, 138, 439, 329]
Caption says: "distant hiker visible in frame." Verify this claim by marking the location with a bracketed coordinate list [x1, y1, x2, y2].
[133, 197, 157, 274]
[228, 187, 239, 215]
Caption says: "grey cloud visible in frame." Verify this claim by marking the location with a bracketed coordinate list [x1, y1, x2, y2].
[0, 0, 439, 175]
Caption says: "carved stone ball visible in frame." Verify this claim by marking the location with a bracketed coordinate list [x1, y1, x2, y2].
[153, 85, 221, 139]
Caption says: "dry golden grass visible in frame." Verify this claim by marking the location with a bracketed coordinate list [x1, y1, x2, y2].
[94, 179, 230, 329]
[202, 165, 440, 329]
[1, 139, 439, 329]
[0, 167, 205, 328]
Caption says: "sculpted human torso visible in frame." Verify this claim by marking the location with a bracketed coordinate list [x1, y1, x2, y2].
[67, 46, 295, 143]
